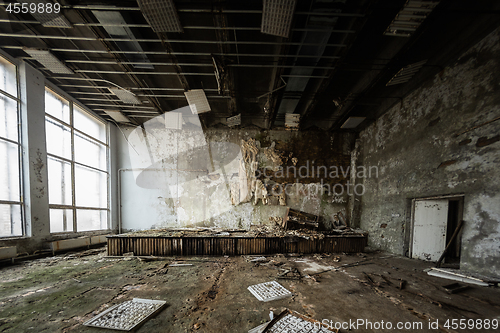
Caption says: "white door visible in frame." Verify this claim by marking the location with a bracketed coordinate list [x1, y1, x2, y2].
[412, 199, 449, 261]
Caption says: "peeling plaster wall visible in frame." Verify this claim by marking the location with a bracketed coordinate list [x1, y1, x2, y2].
[357, 27, 500, 276]
[117, 128, 354, 231]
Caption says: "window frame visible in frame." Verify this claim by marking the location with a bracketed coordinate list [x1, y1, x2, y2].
[0, 54, 24, 238]
[45, 86, 110, 233]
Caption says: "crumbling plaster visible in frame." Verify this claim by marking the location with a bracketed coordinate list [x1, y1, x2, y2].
[117, 128, 354, 232]
[357, 27, 500, 276]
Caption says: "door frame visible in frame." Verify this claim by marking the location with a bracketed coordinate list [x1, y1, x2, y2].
[409, 194, 464, 260]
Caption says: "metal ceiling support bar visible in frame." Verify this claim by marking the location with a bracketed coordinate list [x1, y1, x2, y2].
[61, 59, 335, 70]
[92, 109, 158, 114]
[66, 91, 115, 95]
[281, 75, 329, 78]
[176, 9, 364, 17]
[77, 95, 229, 99]
[73, 70, 214, 75]
[0, 33, 346, 47]
[85, 103, 156, 109]
[0, 19, 355, 33]
[2, 45, 341, 59]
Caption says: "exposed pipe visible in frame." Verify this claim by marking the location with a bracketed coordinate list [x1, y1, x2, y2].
[73, 70, 214, 75]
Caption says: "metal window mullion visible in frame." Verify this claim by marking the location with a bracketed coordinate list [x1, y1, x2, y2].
[45, 112, 71, 128]
[0, 135, 20, 145]
[50, 204, 108, 211]
[47, 152, 109, 174]
[73, 126, 108, 147]
[70, 102, 76, 233]
[15, 64, 25, 236]
[0, 88, 19, 102]
[0, 200, 22, 205]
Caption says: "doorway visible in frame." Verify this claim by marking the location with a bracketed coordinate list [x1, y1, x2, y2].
[410, 196, 463, 266]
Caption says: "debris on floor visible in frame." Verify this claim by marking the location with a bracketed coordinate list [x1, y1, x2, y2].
[247, 281, 292, 302]
[83, 298, 166, 331]
[442, 282, 471, 294]
[277, 268, 302, 280]
[426, 267, 500, 287]
[259, 309, 338, 332]
[281, 208, 321, 230]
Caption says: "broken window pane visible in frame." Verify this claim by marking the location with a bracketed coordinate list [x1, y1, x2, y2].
[0, 140, 20, 202]
[45, 117, 71, 159]
[76, 209, 107, 231]
[74, 133, 106, 171]
[47, 156, 72, 205]
[75, 165, 107, 208]
[0, 55, 17, 98]
[0, 95, 18, 141]
[45, 89, 70, 124]
[74, 105, 106, 142]
[49, 209, 73, 233]
[0, 204, 22, 237]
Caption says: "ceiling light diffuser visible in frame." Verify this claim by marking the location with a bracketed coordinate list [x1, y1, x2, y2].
[384, 0, 439, 37]
[23, 48, 73, 74]
[284, 113, 299, 130]
[184, 89, 211, 114]
[108, 88, 141, 104]
[386, 59, 427, 86]
[22, 0, 72, 28]
[137, 0, 183, 33]
[164, 111, 182, 130]
[261, 0, 297, 38]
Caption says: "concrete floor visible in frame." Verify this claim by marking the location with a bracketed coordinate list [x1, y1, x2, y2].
[0, 248, 499, 332]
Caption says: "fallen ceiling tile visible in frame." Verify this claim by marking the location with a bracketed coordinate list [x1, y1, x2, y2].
[247, 280, 292, 302]
[386, 59, 428, 86]
[83, 298, 166, 331]
[384, 0, 440, 37]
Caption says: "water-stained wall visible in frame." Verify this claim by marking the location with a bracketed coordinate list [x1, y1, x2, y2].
[116, 121, 355, 232]
[357, 27, 500, 276]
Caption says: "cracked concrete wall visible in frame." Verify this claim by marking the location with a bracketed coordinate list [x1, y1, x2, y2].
[357, 27, 500, 276]
[117, 127, 354, 231]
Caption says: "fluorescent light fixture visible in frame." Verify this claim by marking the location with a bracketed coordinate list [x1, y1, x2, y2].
[108, 87, 142, 104]
[22, 0, 72, 28]
[261, 0, 297, 38]
[386, 59, 427, 86]
[164, 111, 182, 130]
[341, 117, 366, 129]
[184, 89, 211, 114]
[384, 0, 439, 37]
[104, 110, 130, 123]
[23, 48, 73, 74]
[284, 113, 299, 130]
[226, 114, 241, 127]
[137, 0, 183, 33]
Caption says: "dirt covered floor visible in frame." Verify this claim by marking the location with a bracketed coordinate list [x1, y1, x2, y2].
[0, 248, 499, 332]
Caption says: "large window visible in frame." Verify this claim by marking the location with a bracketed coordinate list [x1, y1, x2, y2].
[0, 55, 22, 237]
[45, 88, 109, 232]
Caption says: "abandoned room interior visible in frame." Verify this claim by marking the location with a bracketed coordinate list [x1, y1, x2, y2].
[0, 0, 499, 332]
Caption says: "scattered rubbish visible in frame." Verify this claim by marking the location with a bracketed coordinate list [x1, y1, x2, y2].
[399, 280, 407, 290]
[282, 208, 321, 231]
[442, 282, 471, 294]
[193, 322, 202, 330]
[427, 268, 499, 286]
[261, 309, 338, 332]
[169, 263, 193, 267]
[248, 281, 292, 302]
[249, 322, 270, 333]
[332, 256, 341, 262]
[215, 232, 230, 236]
[83, 298, 166, 331]
[250, 256, 268, 262]
[277, 268, 302, 280]
[72, 278, 81, 283]
[269, 311, 274, 320]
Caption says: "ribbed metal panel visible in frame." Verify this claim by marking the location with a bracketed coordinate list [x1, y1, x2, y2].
[106, 235, 367, 256]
